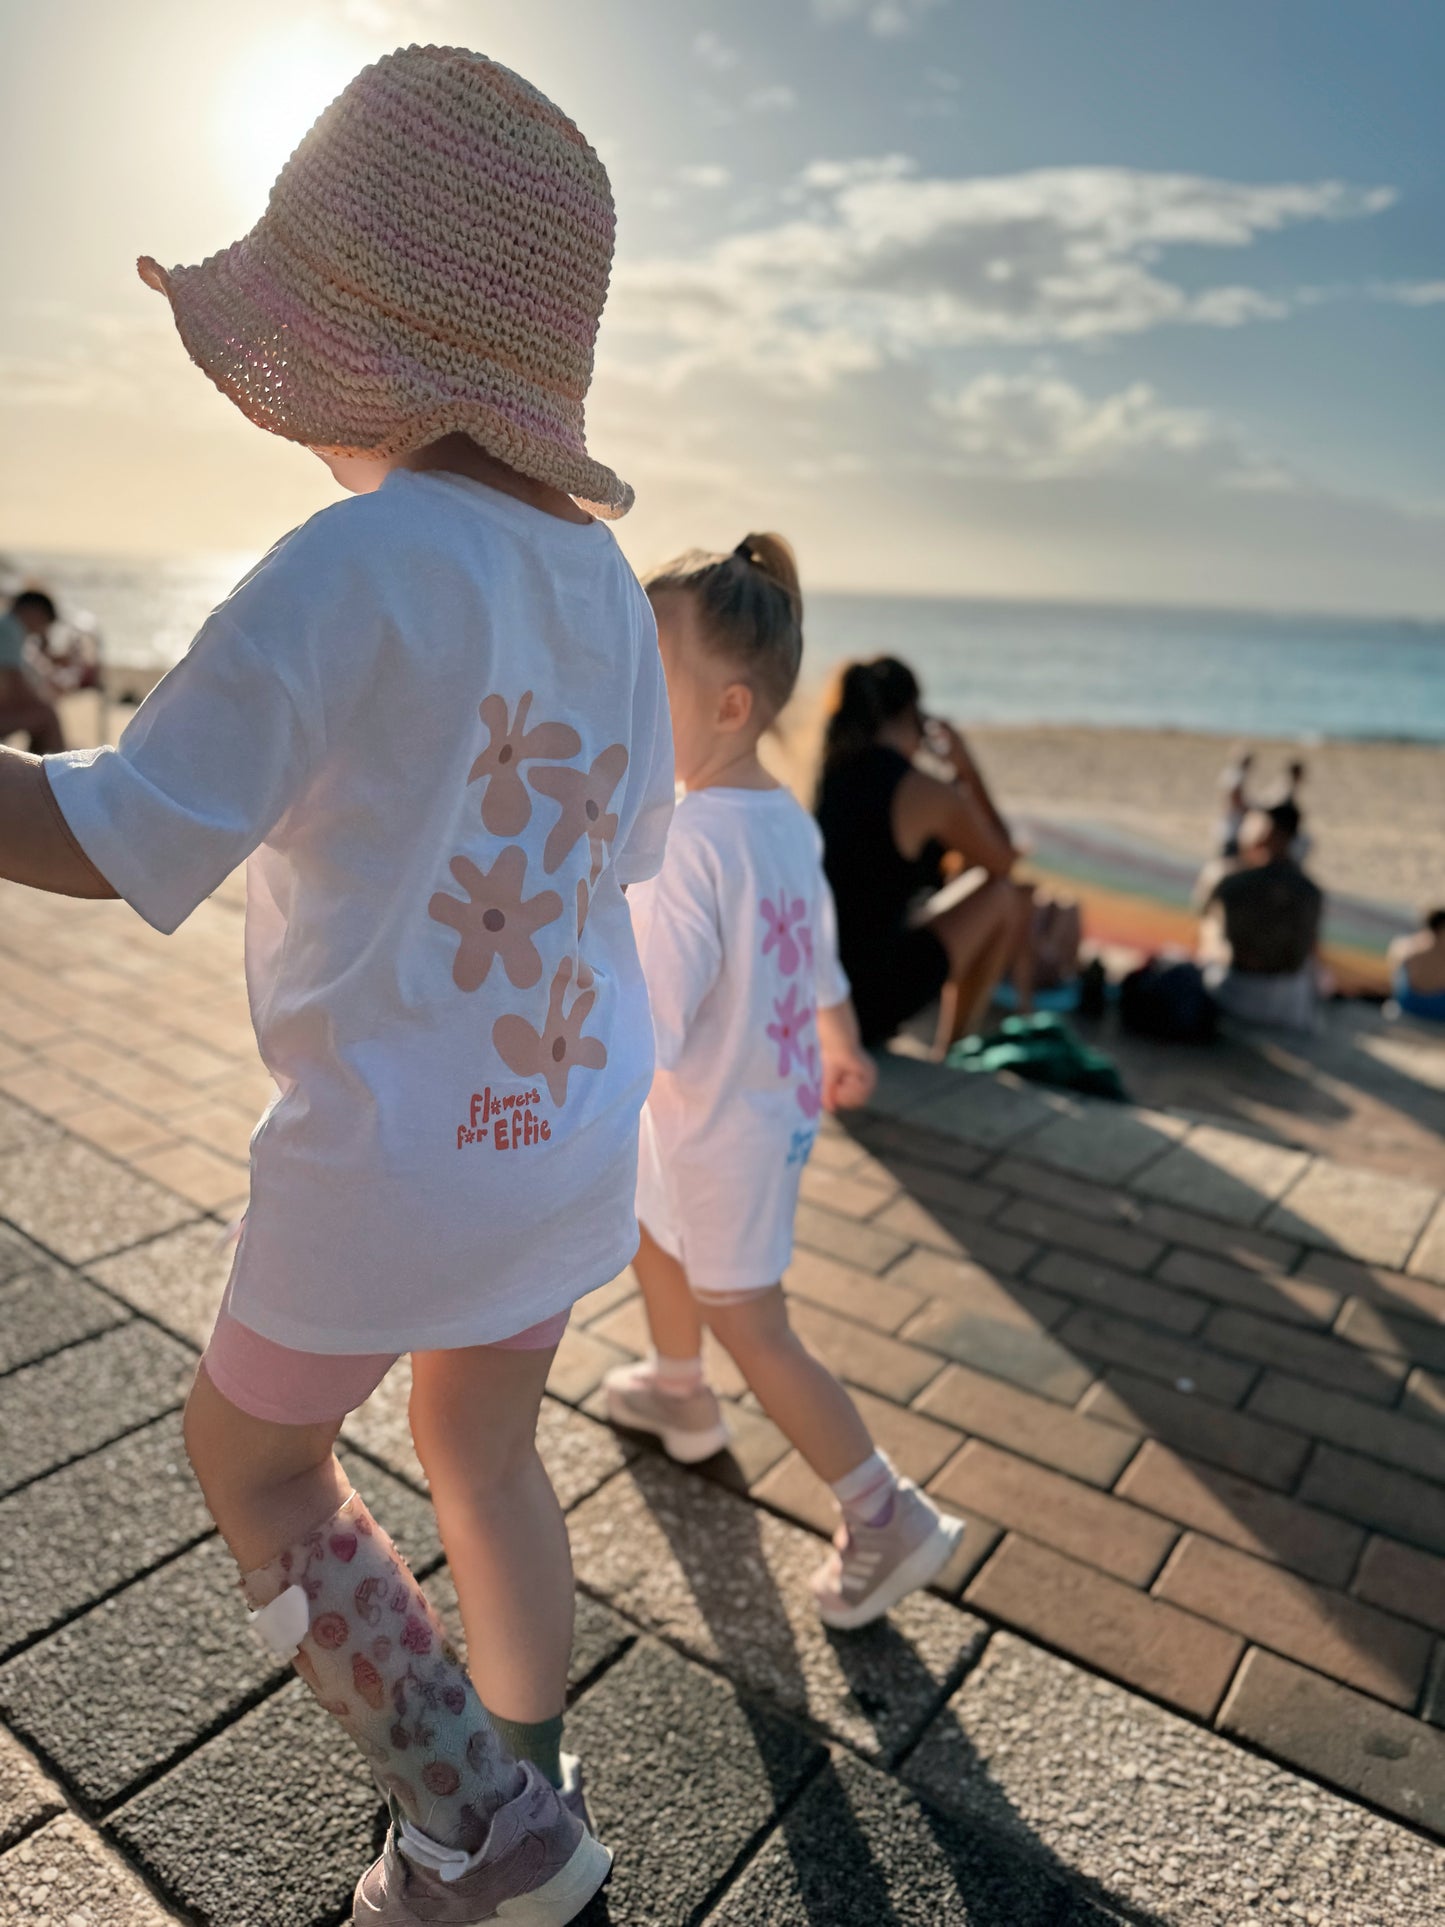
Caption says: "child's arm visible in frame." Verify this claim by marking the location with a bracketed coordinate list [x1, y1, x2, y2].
[0, 747, 118, 898]
[817, 995, 876, 1112]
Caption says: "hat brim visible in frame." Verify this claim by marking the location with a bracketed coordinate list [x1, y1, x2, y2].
[139, 249, 634, 519]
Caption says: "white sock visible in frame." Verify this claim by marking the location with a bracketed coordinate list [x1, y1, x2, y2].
[650, 1351, 705, 1397]
[830, 1450, 898, 1528]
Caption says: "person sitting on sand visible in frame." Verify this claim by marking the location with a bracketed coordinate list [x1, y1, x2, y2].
[1196, 801, 1325, 1031]
[814, 655, 1033, 1055]
[1389, 908, 1445, 1025]
[0, 589, 65, 754]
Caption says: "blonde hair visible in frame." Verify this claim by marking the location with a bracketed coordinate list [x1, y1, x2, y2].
[644, 532, 803, 723]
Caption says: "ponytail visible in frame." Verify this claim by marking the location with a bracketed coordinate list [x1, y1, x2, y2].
[818, 655, 921, 782]
[644, 532, 803, 722]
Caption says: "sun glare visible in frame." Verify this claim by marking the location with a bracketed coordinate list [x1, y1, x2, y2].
[215, 24, 364, 216]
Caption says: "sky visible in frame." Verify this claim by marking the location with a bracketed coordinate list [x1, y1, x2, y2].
[1, 0, 1442, 613]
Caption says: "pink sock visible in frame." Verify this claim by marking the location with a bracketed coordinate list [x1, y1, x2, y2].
[650, 1351, 705, 1397]
[831, 1451, 898, 1529]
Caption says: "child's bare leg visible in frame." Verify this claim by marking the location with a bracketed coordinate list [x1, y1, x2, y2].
[409, 1342, 572, 1756]
[699, 1286, 873, 1482]
[632, 1222, 705, 1364]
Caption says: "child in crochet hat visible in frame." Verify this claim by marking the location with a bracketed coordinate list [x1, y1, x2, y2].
[0, 45, 670, 1924]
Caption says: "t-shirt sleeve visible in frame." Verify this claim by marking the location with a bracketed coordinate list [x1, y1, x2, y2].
[614, 624, 675, 887]
[814, 870, 852, 1009]
[631, 827, 722, 1071]
[45, 607, 320, 936]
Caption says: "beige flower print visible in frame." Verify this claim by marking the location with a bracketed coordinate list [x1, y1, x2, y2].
[428, 846, 562, 991]
[575, 877, 595, 991]
[493, 957, 607, 1106]
[529, 743, 629, 878]
[468, 693, 582, 837]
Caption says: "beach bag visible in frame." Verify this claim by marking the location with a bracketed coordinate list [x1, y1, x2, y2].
[1119, 960, 1217, 1044]
[947, 1014, 1128, 1102]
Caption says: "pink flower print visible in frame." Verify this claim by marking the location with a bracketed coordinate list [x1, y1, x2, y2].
[530, 743, 629, 876]
[767, 984, 814, 1079]
[429, 845, 562, 992]
[760, 894, 808, 976]
[493, 957, 608, 1107]
[796, 1041, 823, 1119]
[468, 692, 581, 837]
[798, 922, 815, 974]
[575, 877, 595, 991]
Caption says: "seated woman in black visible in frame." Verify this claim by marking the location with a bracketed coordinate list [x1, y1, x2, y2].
[815, 656, 1031, 1056]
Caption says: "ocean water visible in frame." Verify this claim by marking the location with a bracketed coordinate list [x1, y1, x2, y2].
[6, 549, 1444, 744]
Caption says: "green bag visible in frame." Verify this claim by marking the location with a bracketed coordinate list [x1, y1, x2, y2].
[946, 1013, 1128, 1103]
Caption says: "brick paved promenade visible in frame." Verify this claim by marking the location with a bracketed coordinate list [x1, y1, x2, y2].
[1, 878, 1444, 1924]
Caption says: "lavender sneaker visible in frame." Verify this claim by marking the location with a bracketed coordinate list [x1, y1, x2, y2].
[352, 1762, 611, 1924]
[809, 1480, 964, 1630]
[603, 1360, 730, 1463]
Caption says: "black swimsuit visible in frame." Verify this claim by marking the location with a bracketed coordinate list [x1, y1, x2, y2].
[815, 745, 950, 1045]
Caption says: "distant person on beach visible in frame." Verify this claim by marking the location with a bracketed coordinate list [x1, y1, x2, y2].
[1215, 746, 1253, 857]
[0, 589, 65, 754]
[1196, 801, 1325, 1030]
[0, 48, 662, 1920]
[1389, 908, 1445, 1024]
[604, 534, 962, 1628]
[814, 655, 1033, 1055]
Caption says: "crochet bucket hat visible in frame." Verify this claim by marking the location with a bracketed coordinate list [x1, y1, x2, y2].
[139, 45, 632, 515]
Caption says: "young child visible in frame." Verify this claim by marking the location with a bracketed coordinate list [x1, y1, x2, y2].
[605, 536, 964, 1628]
[0, 48, 675, 1925]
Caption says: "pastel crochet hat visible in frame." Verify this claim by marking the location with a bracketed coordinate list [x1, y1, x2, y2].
[139, 45, 632, 515]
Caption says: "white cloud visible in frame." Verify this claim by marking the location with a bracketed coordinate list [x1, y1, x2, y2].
[678, 164, 732, 191]
[693, 30, 740, 72]
[1374, 280, 1445, 306]
[743, 83, 799, 114]
[609, 164, 1395, 386]
[812, 0, 943, 36]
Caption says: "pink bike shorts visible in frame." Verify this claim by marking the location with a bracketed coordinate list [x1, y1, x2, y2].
[201, 1303, 571, 1427]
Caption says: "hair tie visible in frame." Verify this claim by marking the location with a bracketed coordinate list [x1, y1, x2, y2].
[732, 540, 755, 564]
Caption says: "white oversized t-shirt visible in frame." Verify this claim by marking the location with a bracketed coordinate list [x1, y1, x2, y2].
[629, 786, 850, 1294]
[47, 470, 674, 1352]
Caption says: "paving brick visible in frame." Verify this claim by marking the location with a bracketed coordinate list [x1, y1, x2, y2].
[1012, 1099, 1185, 1185]
[1080, 1369, 1309, 1490]
[60, 1098, 176, 1160]
[873, 1195, 1038, 1277]
[786, 1300, 942, 1404]
[1354, 1537, 1445, 1638]
[573, 1269, 638, 1324]
[0, 1459, 437, 1808]
[569, 1638, 821, 1927]
[987, 1152, 1148, 1223]
[1029, 1248, 1209, 1335]
[1156, 1246, 1339, 1326]
[0, 1064, 94, 1123]
[710, 1748, 1114, 1927]
[784, 1247, 923, 1333]
[108, 1679, 380, 1926]
[1301, 1445, 1445, 1556]
[1302, 1248, 1445, 1322]
[1116, 1441, 1365, 1587]
[589, 1299, 750, 1399]
[546, 1323, 631, 1405]
[891, 1247, 1069, 1328]
[0, 1092, 54, 1155]
[129, 1140, 248, 1212]
[931, 1441, 1176, 1584]
[1055, 1305, 1258, 1405]
[1155, 1532, 1431, 1708]
[1266, 1161, 1440, 1269]
[695, 1400, 791, 1495]
[862, 1047, 954, 1119]
[1220, 1647, 1445, 1835]
[996, 1195, 1165, 1274]
[1404, 1366, 1445, 1425]
[1425, 1644, 1445, 1728]
[0, 1416, 212, 1661]
[851, 1111, 992, 1178]
[422, 1569, 631, 1696]
[905, 1073, 1053, 1151]
[792, 1200, 910, 1276]
[910, 1631, 1445, 1927]
[1135, 1196, 1303, 1272]
[1333, 1296, 1445, 1374]
[0, 1321, 194, 1496]
[84, 1221, 232, 1350]
[797, 1160, 897, 1220]
[807, 1121, 874, 1172]
[569, 1455, 985, 1760]
[899, 1301, 1096, 1403]
[1202, 1305, 1407, 1404]
[0, 1267, 129, 1376]
[916, 1362, 1138, 1487]
[1248, 1370, 1445, 1484]
[0, 1814, 180, 1926]
[0, 1225, 58, 1289]
[1411, 1200, 1445, 1284]
[964, 1535, 1242, 1719]
[0, 1728, 62, 1853]
[1132, 1125, 1311, 1226]
[0, 1134, 196, 1264]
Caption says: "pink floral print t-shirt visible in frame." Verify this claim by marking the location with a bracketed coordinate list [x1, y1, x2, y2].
[47, 471, 674, 1351]
[629, 786, 850, 1295]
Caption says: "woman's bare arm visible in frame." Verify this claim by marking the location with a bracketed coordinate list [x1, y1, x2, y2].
[891, 765, 1016, 876]
[0, 748, 118, 898]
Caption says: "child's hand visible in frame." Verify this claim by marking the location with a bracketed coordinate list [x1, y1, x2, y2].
[822, 1044, 876, 1113]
